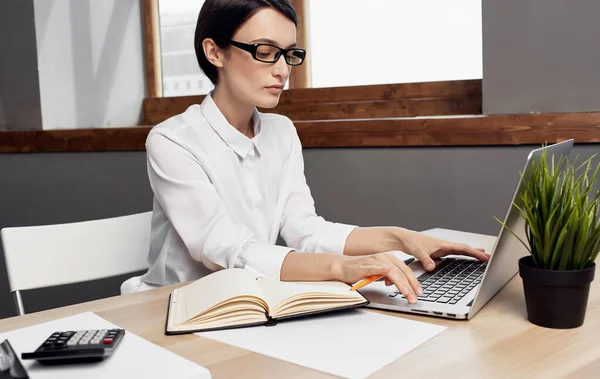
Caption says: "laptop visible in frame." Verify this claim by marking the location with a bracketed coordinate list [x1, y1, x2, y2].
[360, 139, 574, 319]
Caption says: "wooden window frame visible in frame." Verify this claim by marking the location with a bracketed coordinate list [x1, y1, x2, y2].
[141, 0, 487, 124]
[138, 0, 600, 149]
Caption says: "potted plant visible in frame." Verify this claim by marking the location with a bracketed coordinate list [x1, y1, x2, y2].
[497, 147, 600, 329]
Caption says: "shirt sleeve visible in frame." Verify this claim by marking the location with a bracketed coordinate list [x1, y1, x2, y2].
[279, 126, 358, 254]
[146, 131, 292, 279]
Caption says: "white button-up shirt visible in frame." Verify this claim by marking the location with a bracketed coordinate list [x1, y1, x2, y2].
[141, 94, 357, 286]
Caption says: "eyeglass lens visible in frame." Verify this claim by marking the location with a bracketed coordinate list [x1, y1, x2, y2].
[255, 45, 304, 65]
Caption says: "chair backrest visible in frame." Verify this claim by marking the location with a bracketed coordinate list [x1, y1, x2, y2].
[1, 212, 152, 293]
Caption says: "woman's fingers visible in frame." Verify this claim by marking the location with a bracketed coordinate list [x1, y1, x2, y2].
[368, 254, 420, 303]
[431, 242, 490, 261]
[383, 266, 418, 304]
[388, 255, 422, 295]
[348, 256, 422, 304]
[418, 255, 437, 271]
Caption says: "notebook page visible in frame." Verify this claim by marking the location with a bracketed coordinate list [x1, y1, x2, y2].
[257, 279, 364, 314]
[179, 268, 265, 323]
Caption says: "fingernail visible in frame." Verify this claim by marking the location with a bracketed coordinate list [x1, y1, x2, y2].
[417, 287, 423, 295]
[427, 262, 435, 270]
[409, 295, 417, 303]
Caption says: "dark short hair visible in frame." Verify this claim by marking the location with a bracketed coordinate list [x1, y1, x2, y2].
[194, 0, 298, 85]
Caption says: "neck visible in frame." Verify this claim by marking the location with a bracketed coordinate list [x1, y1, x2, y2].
[212, 85, 255, 139]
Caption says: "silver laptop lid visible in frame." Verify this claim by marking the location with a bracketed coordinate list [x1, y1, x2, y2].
[467, 139, 574, 319]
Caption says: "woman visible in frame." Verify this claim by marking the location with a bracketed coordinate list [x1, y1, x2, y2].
[124, 0, 488, 303]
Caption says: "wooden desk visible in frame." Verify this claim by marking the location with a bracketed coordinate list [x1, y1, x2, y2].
[1, 275, 598, 378]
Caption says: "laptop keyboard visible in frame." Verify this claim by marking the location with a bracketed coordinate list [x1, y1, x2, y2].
[390, 258, 487, 304]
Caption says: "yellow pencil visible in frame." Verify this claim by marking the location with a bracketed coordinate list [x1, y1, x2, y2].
[349, 275, 384, 291]
[349, 257, 417, 291]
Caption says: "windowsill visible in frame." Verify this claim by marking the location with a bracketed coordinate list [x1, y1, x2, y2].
[1, 112, 599, 153]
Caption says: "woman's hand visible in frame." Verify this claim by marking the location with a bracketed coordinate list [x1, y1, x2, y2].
[400, 229, 489, 271]
[332, 253, 423, 304]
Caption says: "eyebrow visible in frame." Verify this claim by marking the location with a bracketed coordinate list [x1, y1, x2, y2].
[249, 38, 297, 49]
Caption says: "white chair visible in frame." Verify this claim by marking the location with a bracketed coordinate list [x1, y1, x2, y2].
[1, 212, 152, 315]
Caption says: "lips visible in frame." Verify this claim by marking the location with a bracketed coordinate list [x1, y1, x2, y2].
[265, 85, 284, 95]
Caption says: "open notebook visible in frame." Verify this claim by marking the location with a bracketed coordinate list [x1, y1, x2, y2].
[165, 268, 368, 334]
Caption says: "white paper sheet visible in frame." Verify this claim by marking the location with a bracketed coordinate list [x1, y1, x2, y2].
[199, 309, 445, 379]
[0, 312, 211, 379]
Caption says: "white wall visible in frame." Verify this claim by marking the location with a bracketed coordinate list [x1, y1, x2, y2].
[309, 0, 482, 88]
[33, 0, 146, 129]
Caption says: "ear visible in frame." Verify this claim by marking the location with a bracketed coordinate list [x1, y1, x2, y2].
[203, 38, 225, 68]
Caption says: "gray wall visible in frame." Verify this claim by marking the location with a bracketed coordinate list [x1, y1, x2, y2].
[0, 152, 152, 318]
[0, 0, 43, 131]
[482, 0, 600, 114]
[1, 145, 598, 319]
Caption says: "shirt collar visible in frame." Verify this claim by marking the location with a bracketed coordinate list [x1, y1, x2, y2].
[200, 93, 263, 158]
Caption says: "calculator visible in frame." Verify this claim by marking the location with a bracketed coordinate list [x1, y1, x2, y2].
[21, 329, 125, 364]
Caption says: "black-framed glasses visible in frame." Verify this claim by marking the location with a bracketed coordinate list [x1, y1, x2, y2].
[221, 39, 306, 66]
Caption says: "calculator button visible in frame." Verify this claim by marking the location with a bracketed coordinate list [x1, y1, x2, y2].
[43, 340, 54, 346]
[67, 331, 85, 346]
[103, 338, 113, 345]
[91, 330, 108, 345]
[55, 340, 67, 347]
[80, 330, 99, 345]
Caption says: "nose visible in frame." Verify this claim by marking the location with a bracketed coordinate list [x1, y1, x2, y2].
[272, 53, 290, 80]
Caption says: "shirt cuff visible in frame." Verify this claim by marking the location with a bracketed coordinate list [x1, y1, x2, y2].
[244, 243, 294, 280]
[315, 223, 358, 254]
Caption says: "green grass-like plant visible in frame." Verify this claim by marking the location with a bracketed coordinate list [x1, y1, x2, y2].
[495, 148, 600, 271]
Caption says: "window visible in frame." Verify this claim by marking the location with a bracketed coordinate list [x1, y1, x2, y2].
[158, 0, 213, 97]
[156, 0, 481, 96]
[308, 0, 482, 88]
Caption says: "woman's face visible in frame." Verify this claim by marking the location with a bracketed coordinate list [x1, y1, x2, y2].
[218, 8, 298, 108]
